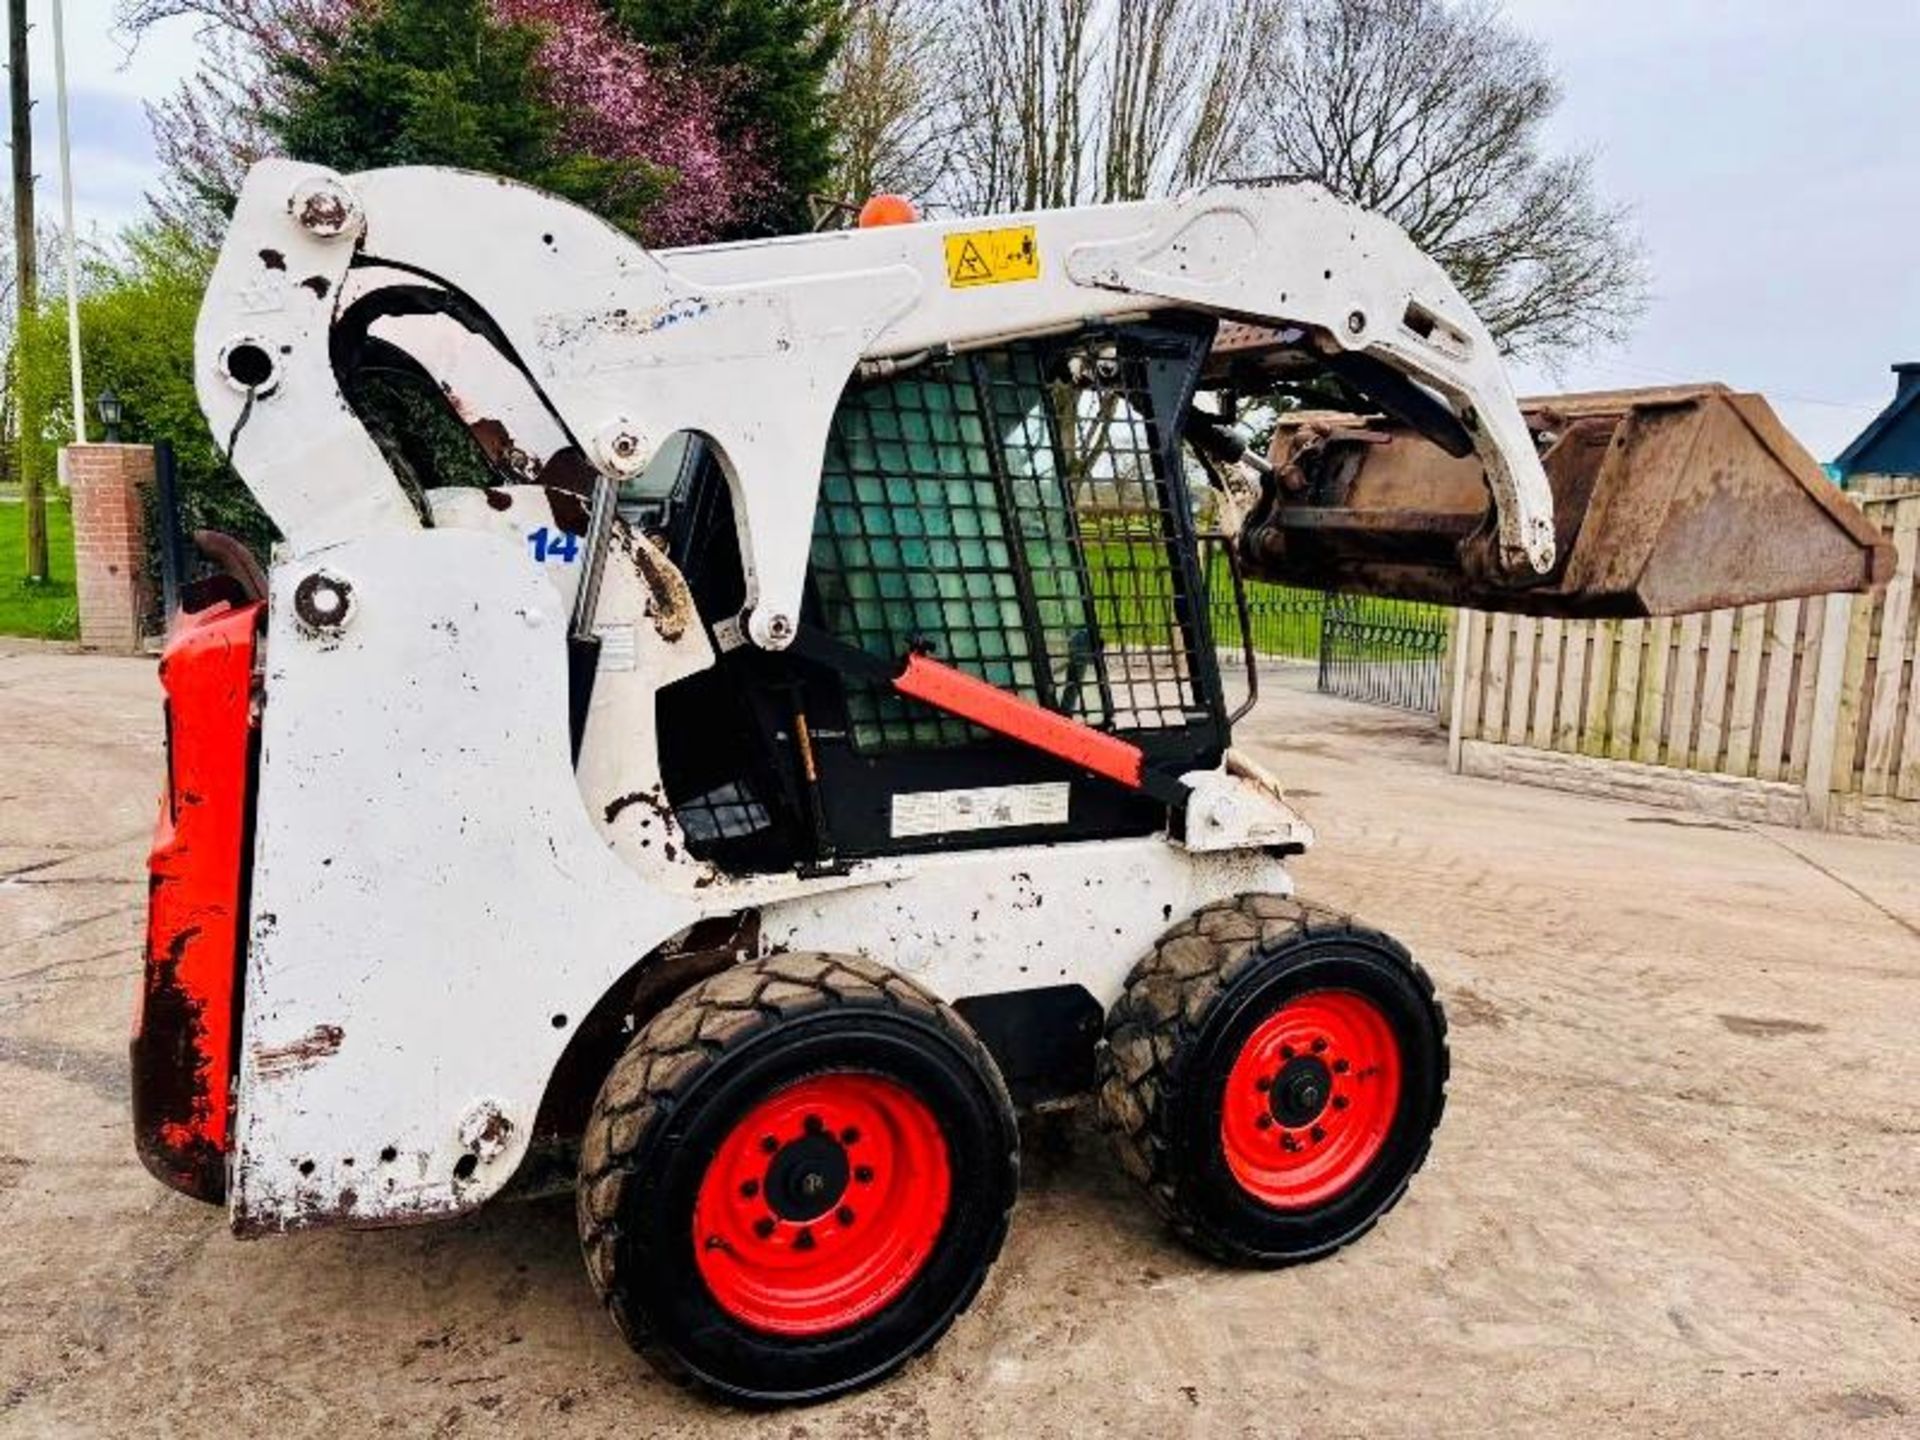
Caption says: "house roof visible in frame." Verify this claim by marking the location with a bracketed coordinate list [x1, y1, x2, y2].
[1835, 362, 1920, 475]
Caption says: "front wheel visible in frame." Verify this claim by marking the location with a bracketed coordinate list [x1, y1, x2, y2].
[1098, 895, 1447, 1265]
[577, 952, 1019, 1405]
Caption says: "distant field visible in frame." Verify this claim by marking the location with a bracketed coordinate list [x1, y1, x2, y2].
[0, 497, 79, 641]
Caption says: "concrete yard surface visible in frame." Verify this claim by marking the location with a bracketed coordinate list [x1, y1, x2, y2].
[1, 643, 1915, 1437]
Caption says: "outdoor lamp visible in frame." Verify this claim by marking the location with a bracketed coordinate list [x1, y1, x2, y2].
[96, 387, 124, 443]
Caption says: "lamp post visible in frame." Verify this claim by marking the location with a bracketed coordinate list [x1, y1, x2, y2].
[96, 387, 123, 443]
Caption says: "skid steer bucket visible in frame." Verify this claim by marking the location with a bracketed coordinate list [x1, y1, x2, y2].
[1242, 385, 1892, 618]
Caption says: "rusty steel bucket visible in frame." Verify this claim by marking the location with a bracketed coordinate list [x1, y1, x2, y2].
[1244, 385, 1892, 618]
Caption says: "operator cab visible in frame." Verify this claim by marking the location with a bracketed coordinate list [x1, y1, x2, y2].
[654, 317, 1243, 873]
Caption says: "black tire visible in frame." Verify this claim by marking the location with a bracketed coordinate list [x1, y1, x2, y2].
[1097, 894, 1447, 1266]
[577, 952, 1019, 1406]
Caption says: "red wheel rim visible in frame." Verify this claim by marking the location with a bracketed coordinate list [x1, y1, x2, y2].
[693, 1072, 952, 1336]
[1219, 988, 1402, 1209]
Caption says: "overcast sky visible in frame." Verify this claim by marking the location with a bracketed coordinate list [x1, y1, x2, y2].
[12, 0, 1920, 458]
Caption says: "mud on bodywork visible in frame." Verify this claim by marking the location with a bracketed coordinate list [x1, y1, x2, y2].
[132, 600, 263, 1203]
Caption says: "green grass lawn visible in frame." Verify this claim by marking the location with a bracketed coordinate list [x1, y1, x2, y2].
[0, 495, 80, 641]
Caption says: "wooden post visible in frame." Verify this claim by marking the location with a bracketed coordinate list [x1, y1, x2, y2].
[1447, 608, 1475, 774]
[1802, 593, 1855, 828]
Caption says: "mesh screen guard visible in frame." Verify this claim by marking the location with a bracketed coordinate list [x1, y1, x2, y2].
[807, 321, 1225, 754]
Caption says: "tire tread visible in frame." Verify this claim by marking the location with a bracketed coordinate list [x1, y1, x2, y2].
[1097, 894, 1448, 1264]
[577, 952, 1015, 1396]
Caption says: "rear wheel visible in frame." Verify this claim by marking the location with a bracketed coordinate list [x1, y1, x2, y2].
[577, 953, 1018, 1405]
[1098, 895, 1447, 1265]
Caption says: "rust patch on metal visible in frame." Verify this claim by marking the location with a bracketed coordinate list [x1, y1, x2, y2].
[252, 1023, 346, 1078]
[1249, 386, 1893, 617]
[460, 417, 545, 484]
[297, 189, 351, 236]
[533, 447, 596, 494]
[605, 784, 673, 826]
[613, 524, 694, 641]
[546, 487, 590, 536]
[130, 918, 225, 1197]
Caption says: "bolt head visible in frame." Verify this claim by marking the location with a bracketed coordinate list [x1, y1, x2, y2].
[748, 609, 797, 649]
[289, 176, 361, 239]
[293, 570, 355, 634]
[593, 419, 654, 477]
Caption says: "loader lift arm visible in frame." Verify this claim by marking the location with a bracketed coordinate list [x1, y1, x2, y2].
[196, 160, 1565, 651]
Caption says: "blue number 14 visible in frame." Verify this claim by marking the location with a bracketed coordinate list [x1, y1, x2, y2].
[528, 527, 581, 564]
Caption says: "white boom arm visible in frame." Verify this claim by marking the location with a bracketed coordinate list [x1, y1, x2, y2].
[196, 160, 1555, 649]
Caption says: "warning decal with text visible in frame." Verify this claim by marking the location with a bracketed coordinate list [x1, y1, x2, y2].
[943, 226, 1041, 288]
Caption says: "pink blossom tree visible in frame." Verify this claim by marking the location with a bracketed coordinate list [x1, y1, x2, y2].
[121, 0, 767, 248]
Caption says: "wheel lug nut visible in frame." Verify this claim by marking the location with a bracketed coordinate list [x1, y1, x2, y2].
[1281, 1045, 1295, 1060]
[1255, 1114, 1272, 1130]
[740, 1179, 759, 1199]
[1255, 1075, 1272, 1092]
[1333, 1095, 1349, 1110]
[841, 1126, 860, 1145]
[804, 1114, 825, 1135]
[753, 1217, 775, 1238]
[855, 1165, 874, 1184]
[1311, 1037, 1327, 1054]
[837, 1206, 855, 1226]
[1333, 1058, 1350, 1074]
[1310, 1125, 1326, 1142]
[794, 1228, 816, 1251]
[760, 1135, 779, 1154]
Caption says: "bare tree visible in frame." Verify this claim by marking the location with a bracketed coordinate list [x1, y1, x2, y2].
[936, 0, 1283, 214]
[941, 0, 1095, 214]
[1099, 0, 1285, 201]
[825, 0, 954, 208]
[1263, 0, 1645, 360]
[918, 0, 1641, 362]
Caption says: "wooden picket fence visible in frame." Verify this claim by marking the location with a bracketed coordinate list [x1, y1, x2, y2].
[1447, 483, 1920, 835]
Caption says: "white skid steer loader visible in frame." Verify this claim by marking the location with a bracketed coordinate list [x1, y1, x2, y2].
[133, 161, 1887, 1404]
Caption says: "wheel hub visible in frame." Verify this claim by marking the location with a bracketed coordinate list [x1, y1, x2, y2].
[763, 1132, 851, 1222]
[1270, 1055, 1332, 1127]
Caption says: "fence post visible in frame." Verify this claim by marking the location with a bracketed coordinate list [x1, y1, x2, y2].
[1801, 592, 1854, 829]
[1446, 608, 1475, 774]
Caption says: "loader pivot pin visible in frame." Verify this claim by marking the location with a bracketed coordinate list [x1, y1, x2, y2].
[1218, 989, 1403, 1210]
[692, 1072, 951, 1335]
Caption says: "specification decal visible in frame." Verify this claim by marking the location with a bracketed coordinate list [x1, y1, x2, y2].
[943, 225, 1040, 288]
[890, 782, 1070, 838]
[594, 623, 637, 672]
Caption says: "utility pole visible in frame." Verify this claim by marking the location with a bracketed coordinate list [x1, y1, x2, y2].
[7, 0, 50, 582]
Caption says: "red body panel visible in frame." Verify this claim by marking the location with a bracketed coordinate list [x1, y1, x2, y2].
[893, 651, 1148, 789]
[131, 601, 263, 1203]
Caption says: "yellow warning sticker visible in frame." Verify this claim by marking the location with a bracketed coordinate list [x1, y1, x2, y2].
[943, 226, 1040, 288]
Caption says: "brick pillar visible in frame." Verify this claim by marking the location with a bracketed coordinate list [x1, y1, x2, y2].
[65, 443, 156, 654]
